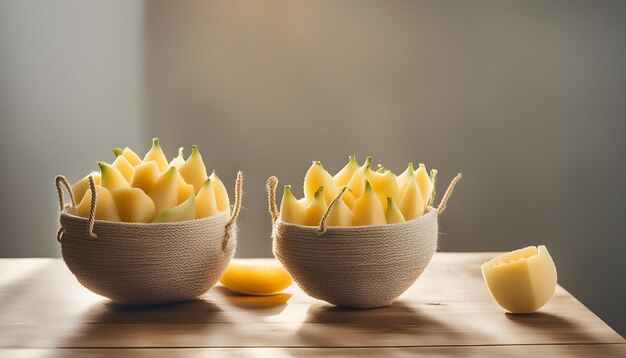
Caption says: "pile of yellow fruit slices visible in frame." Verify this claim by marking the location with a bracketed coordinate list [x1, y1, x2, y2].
[67, 138, 230, 223]
[279, 156, 437, 226]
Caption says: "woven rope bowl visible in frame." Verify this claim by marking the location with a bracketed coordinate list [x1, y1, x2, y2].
[266, 174, 460, 309]
[54, 172, 243, 306]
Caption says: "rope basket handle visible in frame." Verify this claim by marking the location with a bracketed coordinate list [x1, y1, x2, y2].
[54, 175, 97, 241]
[55, 175, 76, 209]
[55, 175, 75, 242]
[267, 176, 279, 225]
[317, 186, 348, 235]
[265, 176, 347, 235]
[223, 171, 244, 251]
[83, 175, 98, 239]
[437, 173, 462, 214]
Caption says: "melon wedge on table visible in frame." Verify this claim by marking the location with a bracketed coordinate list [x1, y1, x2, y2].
[220, 260, 293, 296]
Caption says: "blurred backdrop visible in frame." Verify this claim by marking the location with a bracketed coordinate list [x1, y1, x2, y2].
[0, 0, 624, 335]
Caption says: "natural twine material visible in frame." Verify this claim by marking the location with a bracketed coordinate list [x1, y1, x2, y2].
[86, 175, 98, 239]
[55, 176, 74, 242]
[55, 176, 75, 208]
[437, 173, 462, 214]
[224, 171, 244, 250]
[267, 174, 461, 309]
[54, 171, 244, 305]
[267, 176, 279, 224]
[318, 186, 348, 235]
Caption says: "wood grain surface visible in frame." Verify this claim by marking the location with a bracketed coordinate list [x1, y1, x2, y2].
[0, 254, 623, 357]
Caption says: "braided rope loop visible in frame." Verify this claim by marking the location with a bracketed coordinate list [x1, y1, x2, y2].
[223, 171, 243, 251]
[317, 186, 348, 236]
[437, 173, 462, 214]
[54, 175, 75, 242]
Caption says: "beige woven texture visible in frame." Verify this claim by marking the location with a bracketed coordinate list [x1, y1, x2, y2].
[55, 171, 243, 306]
[267, 174, 461, 309]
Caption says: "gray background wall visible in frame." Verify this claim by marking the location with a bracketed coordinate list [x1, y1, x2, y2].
[1, 0, 624, 335]
[0, 0, 145, 257]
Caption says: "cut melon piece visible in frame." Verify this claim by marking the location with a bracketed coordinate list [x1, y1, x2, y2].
[220, 259, 293, 295]
[481, 245, 557, 313]
[152, 195, 195, 223]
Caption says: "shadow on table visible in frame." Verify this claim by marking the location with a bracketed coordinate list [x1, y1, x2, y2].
[295, 300, 463, 349]
[505, 311, 604, 342]
[50, 298, 224, 356]
[505, 311, 625, 356]
[212, 285, 292, 316]
[79, 298, 224, 324]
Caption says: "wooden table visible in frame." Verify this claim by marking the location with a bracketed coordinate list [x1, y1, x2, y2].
[0, 253, 623, 357]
